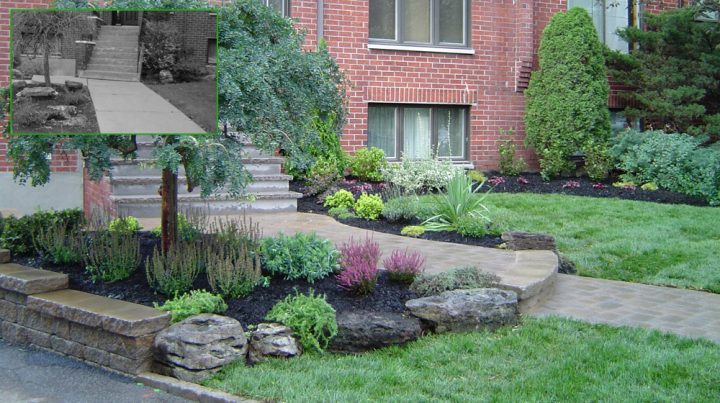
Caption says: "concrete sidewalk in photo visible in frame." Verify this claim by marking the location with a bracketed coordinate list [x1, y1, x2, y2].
[87, 79, 205, 134]
[0, 339, 189, 403]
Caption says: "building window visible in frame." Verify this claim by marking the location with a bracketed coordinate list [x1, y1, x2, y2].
[265, 0, 290, 17]
[610, 109, 640, 134]
[369, 0, 469, 48]
[568, 0, 637, 53]
[368, 105, 468, 160]
[207, 38, 216, 64]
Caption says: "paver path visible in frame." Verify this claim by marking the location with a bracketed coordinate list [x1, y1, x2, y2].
[530, 274, 720, 344]
[87, 79, 205, 134]
[0, 339, 188, 403]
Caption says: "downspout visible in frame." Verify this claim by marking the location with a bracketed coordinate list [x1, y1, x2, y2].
[317, 0, 324, 47]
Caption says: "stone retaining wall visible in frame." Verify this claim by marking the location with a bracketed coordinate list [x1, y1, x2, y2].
[0, 258, 170, 375]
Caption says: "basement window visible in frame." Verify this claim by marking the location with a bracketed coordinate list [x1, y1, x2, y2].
[264, 0, 290, 17]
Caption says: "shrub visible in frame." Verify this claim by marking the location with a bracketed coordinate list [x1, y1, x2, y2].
[382, 196, 418, 222]
[261, 232, 339, 283]
[382, 155, 462, 193]
[610, 130, 720, 202]
[641, 182, 658, 191]
[410, 266, 501, 297]
[59, 92, 90, 106]
[400, 225, 425, 238]
[304, 156, 341, 196]
[141, 20, 180, 74]
[265, 291, 338, 353]
[12, 101, 48, 128]
[146, 242, 202, 296]
[423, 172, 491, 232]
[82, 231, 141, 282]
[155, 290, 227, 323]
[108, 216, 142, 235]
[525, 7, 611, 180]
[337, 236, 381, 295]
[354, 193, 384, 220]
[383, 249, 425, 284]
[171, 62, 207, 82]
[455, 215, 488, 238]
[497, 136, 526, 176]
[284, 111, 348, 180]
[467, 170, 487, 184]
[350, 147, 387, 182]
[323, 189, 355, 209]
[0, 209, 84, 255]
[150, 212, 204, 242]
[33, 221, 82, 264]
[328, 207, 356, 220]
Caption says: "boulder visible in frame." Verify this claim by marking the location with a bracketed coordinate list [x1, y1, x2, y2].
[405, 288, 518, 333]
[501, 231, 556, 251]
[154, 314, 247, 383]
[12, 80, 27, 91]
[159, 69, 174, 84]
[65, 80, 84, 91]
[248, 323, 301, 364]
[329, 311, 422, 353]
[12, 69, 24, 79]
[17, 87, 58, 99]
[47, 105, 78, 120]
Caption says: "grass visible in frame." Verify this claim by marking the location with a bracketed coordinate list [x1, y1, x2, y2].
[478, 193, 720, 293]
[206, 316, 720, 402]
[146, 79, 217, 133]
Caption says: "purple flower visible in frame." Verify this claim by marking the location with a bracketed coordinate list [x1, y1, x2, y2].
[592, 182, 607, 190]
[382, 249, 425, 284]
[487, 176, 506, 186]
[563, 180, 580, 189]
[516, 176, 529, 185]
[337, 236, 381, 295]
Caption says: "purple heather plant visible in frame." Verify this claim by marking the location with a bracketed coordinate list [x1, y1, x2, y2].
[592, 182, 607, 190]
[382, 249, 425, 284]
[562, 180, 581, 189]
[487, 176, 506, 186]
[516, 176, 529, 185]
[337, 236, 381, 294]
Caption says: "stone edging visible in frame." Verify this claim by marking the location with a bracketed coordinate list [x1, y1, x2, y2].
[137, 372, 259, 403]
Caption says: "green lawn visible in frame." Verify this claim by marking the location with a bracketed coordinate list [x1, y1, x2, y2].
[479, 193, 720, 293]
[207, 317, 720, 402]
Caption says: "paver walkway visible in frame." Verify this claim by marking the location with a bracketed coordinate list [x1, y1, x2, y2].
[0, 339, 188, 403]
[530, 274, 720, 344]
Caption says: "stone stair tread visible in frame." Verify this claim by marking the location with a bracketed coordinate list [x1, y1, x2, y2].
[110, 174, 293, 184]
[26, 289, 170, 337]
[110, 157, 285, 165]
[110, 191, 303, 203]
[0, 263, 69, 295]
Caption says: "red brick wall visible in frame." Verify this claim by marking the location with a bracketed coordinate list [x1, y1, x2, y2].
[162, 11, 217, 69]
[83, 167, 113, 218]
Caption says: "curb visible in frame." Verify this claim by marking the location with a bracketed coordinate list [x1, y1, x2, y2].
[136, 372, 261, 403]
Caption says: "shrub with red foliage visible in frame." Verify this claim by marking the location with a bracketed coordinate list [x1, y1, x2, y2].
[336, 236, 381, 294]
[382, 249, 425, 284]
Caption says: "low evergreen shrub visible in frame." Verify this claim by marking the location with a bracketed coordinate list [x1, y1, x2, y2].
[265, 291, 338, 353]
[261, 232, 339, 283]
[383, 249, 425, 284]
[82, 231, 141, 282]
[354, 193, 384, 220]
[350, 147, 387, 182]
[146, 242, 202, 296]
[410, 266, 501, 297]
[108, 216, 142, 234]
[155, 290, 228, 323]
[337, 236, 381, 295]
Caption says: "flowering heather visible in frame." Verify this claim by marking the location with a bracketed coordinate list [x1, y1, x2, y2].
[516, 176, 529, 185]
[382, 249, 425, 284]
[562, 180, 581, 189]
[336, 237, 381, 294]
[487, 176, 506, 186]
[592, 182, 607, 190]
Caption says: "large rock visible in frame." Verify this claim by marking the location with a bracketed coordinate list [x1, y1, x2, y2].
[12, 69, 24, 79]
[329, 311, 422, 353]
[17, 86, 58, 99]
[65, 80, 83, 91]
[47, 105, 78, 120]
[501, 231, 556, 251]
[159, 69, 174, 84]
[248, 323, 301, 364]
[154, 314, 247, 383]
[12, 80, 27, 91]
[405, 288, 518, 333]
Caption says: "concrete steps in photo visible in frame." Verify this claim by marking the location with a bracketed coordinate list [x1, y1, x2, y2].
[80, 25, 141, 82]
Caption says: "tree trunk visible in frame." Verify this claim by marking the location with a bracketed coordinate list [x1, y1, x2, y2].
[160, 167, 178, 253]
[43, 48, 51, 86]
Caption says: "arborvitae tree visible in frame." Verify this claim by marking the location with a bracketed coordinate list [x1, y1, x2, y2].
[525, 7, 611, 180]
[606, 1, 720, 142]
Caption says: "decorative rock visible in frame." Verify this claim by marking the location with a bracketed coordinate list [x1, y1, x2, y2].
[329, 311, 422, 353]
[405, 288, 518, 333]
[12, 69, 24, 79]
[17, 86, 58, 99]
[159, 69, 174, 84]
[65, 80, 84, 91]
[47, 105, 78, 120]
[248, 323, 301, 364]
[12, 80, 27, 91]
[501, 231, 556, 251]
[154, 314, 247, 383]
[0, 249, 10, 264]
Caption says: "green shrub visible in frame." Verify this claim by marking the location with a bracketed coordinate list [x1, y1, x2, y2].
[467, 170, 487, 184]
[423, 172, 491, 232]
[146, 242, 202, 296]
[410, 266, 501, 297]
[525, 7, 611, 180]
[304, 156, 341, 196]
[328, 207, 356, 220]
[354, 193, 384, 220]
[171, 62, 207, 82]
[455, 215, 488, 238]
[83, 231, 141, 282]
[641, 182, 659, 191]
[400, 225, 425, 237]
[59, 92, 90, 106]
[141, 20, 180, 74]
[284, 111, 348, 180]
[350, 147, 387, 182]
[12, 101, 48, 128]
[497, 135, 526, 176]
[0, 209, 84, 255]
[382, 196, 419, 222]
[323, 189, 355, 209]
[150, 212, 203, 242]
[33, 221, 82, 265]
[381, 155, 462, 193]
[265, 291, 338, 353]
[610, 130, 720, 202]
[108, 216, 142, 235]
[155, 290, 228, 323]
[260, 232, 339, 283]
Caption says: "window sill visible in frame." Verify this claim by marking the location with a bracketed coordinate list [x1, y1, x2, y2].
[367, 43, 475, 55]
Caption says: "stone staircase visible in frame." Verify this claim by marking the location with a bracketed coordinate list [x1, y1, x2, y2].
[109, 139, 302, 218]
[80, 25, 140, 82]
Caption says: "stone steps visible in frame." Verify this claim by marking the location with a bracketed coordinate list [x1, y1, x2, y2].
[110, 174, 292, 196]
[82, 25, 140, 82]
[80, 70, 139, 81]
[86, 63, 137, 73]
[110, 157, 285, 177]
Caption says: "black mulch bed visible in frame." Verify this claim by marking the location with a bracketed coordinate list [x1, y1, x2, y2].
[484, 172, 710, 207]
[14, 232, 418, 329]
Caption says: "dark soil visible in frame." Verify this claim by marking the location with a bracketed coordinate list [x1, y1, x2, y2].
[14, 232, 417, 329]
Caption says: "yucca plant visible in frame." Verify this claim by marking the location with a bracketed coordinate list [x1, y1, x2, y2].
[423, 172, 491, 232]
